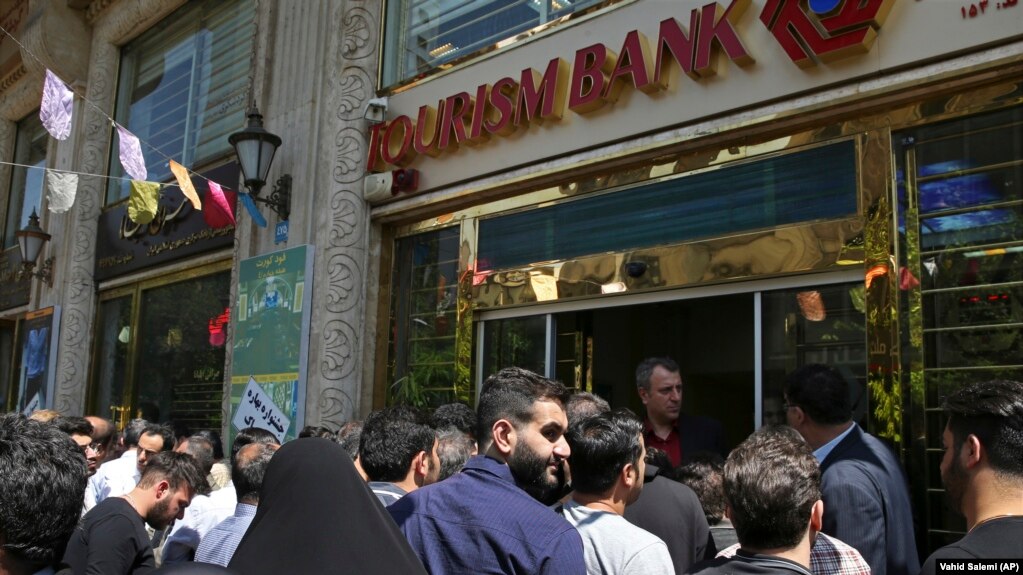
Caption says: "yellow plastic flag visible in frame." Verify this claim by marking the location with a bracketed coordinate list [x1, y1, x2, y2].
[169, 160, 202, 210]
[128, 180, 160, 224]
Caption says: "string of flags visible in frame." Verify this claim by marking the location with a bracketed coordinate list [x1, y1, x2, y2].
[35, 60, 262, 228]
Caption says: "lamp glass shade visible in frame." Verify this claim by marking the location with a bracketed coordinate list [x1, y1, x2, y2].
[228, 107, 282, 195]
[16, 210, 50, 265]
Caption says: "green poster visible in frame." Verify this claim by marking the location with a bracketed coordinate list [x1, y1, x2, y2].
[229, 245, 314, 442]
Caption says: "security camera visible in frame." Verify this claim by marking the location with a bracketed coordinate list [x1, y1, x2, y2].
[363, 169, 420, 203]
[365, 97, 389, 125]
[624, 261, 647, 278]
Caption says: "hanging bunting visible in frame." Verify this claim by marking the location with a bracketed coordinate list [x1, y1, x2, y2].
[46, 170, 78, 213]
[40, 69, 74, 140]
[168, 160, 202, 210]
[127, 180, 160, 224]
[117, 126, 148, 181]
[239, 192, 267, 228]
[204, 181, 236, 229]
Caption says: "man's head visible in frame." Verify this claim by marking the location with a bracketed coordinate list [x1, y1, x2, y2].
[566, 409, 646, 505]
[359, 406, 439, 488]
[176, 435, 215, 495]
[191, 429, 224, 461]
[677, 454, 727, 525]
[54, 416, 100, 477]
[233, 443, 278, 505]
[565, 392, 611, 427]
[136, 423, 174, 472]
[784, 364, 852, 431]
[134, 451, 206, 530]
[84, 416, 116, 462]
[635, 357, 683, 426]
[336, 421, 363, 461]
[436, 428, 475, 481]
[478, 367, 572, 505]
[431, 403, 477, 442]
[298, 425, 335, 439]
[231, 427, 280, 464]
[0, 414, 86, 575]
[723, 425, 823, 552]
[122, 418, 150, 450]
[940, 379, 1023, 514]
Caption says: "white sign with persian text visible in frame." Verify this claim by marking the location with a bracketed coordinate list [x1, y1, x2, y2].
[231, 376, 290, 443]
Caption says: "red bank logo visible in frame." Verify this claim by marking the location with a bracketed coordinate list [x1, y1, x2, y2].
[760, 0, 896, 68]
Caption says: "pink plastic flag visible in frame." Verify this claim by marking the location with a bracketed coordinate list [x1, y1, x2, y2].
[169, 160, 202, 210]
[40, 70, 74, 140]
[117, 126, 147, 181]
[239, 192, 268, 228]
[203, 181, 236, 229]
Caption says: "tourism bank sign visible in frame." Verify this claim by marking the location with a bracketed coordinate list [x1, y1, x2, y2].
[367, 0, 896, 172]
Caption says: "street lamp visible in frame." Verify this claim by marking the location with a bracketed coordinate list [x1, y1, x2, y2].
[228, 106, 291, 221]
[15, 209, 54, 286]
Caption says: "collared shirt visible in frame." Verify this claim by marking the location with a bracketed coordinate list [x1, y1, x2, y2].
[194, 502, 258, 567]
[692, 550, 814, 575]
[813, 423, 856, 463]
[643, 419, 682, 467]
[90, 450, 141, 507]
[716, 533, 871, 575]
[369, 481, 408, 506]
[162, 481, 237, 563]
[389, 454, 586, 575]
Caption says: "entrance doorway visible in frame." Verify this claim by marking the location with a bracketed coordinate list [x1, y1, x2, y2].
[478, 274, 867, 454]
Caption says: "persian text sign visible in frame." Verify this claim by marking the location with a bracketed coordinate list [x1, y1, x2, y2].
[231, 377, 291, 443]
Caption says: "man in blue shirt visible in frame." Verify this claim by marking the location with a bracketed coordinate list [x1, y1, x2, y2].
[389, 367, 586, 575]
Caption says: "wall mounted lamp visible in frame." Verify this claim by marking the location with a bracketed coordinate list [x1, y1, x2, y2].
[15, 209, 54, 287]
[228, 106, 291, 221]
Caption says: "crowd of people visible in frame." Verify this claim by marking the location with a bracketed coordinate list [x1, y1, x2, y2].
[1, 360, 1020, 575]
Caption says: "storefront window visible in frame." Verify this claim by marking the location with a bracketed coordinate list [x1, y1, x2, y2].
[381, 0, 609, 88]
[480, 315, 548, 380]
[4, 113, 47, 249]
[388, 227, 462, 407]
[105, 0, 254, 205]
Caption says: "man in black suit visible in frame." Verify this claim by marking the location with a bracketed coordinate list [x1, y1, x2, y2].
[635, 357, 724, 467]
[785, 364, 919, 575]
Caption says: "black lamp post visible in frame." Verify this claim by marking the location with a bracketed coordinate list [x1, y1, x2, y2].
[15, 209, 54, 286]
[228, 106, 291, 220]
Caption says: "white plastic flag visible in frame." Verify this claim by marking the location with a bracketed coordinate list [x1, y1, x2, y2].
[46, 170, 78, 213]
[40, 70, 74, 140]
[117, 125, 147, 181]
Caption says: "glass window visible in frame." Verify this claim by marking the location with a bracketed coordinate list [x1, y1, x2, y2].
[4, 113, 47, 248]
[105, 0, 254, 204]
[480, 315, 548, 380]
[478, 140, 858, 271]
[382, 0, 609, 87]
[388, 227, 462, 407]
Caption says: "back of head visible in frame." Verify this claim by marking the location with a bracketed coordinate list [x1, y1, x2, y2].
[724, 425, 821, 550]
[336, 420, 363, 460]
[183, 435, 216, 477]
[54, 415, 94, 438]
[565, 392, 611, 427]
[85, 416, 116, 453]
[192, 429, 224, 460]
[635, 357, 679, 391]
[123, 418, 151, 448]
[477, 367, 570, 441]
[233, 443, 278, 503]
[676, 454, 727, 524]
[28, 409, 61, 423]
[359, 405, 436, 483]
[0, 414, 87, 572]
[231, 427, 280, 463]
[299, 425, 335, 439]
[431, 403, 477, 439]
[228, 438, 427, 575]
[436, 428, 475, 481]
[137, 451, 207, 494]
[565, 409, 643, 495]
[943, 379, 1023, 480]
[784, 364, 852, 425]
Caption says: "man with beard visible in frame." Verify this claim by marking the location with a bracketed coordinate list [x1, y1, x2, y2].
[562, 409, 674, 575]
[921, 380, 1023, 574]
[389, 367, 585, 575]
[63, 451, 205, 575]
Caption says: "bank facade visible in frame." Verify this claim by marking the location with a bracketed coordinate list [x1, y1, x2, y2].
[0, 0, 1020, 552]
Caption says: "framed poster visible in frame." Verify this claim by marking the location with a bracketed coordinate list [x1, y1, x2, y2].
[229, 245, 314, 443]
[16, 306, 60, 413]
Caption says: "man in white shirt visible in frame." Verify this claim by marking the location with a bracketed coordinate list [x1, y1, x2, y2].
[89, 421, 172, 509]
[561, 409, 674, 575]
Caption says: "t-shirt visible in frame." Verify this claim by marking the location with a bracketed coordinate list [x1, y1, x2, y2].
[561, 500, 674, 575]
[921, 516, 1023, 575]
[63, 497, 155, 575]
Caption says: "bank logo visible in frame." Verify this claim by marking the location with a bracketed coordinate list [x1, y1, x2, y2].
[761, 0, 896, 68]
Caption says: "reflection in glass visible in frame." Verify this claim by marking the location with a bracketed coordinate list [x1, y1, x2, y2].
[4, 114, 47, 249]
[92, 297, 133, 424]
[480, 315, 548, 381]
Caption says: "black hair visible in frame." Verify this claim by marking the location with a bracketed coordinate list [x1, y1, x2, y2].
[139, 423, 175, 453]
[784, 364, 851, 425]
[359, 406, 436, 483]
[232, 427, 280, 463]
[137, 451, 207, 494]
[566, 409, 644, 495]
[0, 414, 87, 570]
[431, 403, 477, 439]
[436, 428, 475, 481]
[54, 416, 94, 438]
[635, 357, 680, 391]
[123, 418, 150, 448]
[192, 429, 224, 460]
[676, 453, 727, 524]
[477, 367, 570, 441]
[724, 425, 821, 550]
[299, 425, 336, 439]
[233, 443, 277, 503]
[644, 446, 676, 479]
[565, 392, 611, 427]
[943, 379, 1023, 478]
[336, 421, 363, 461]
